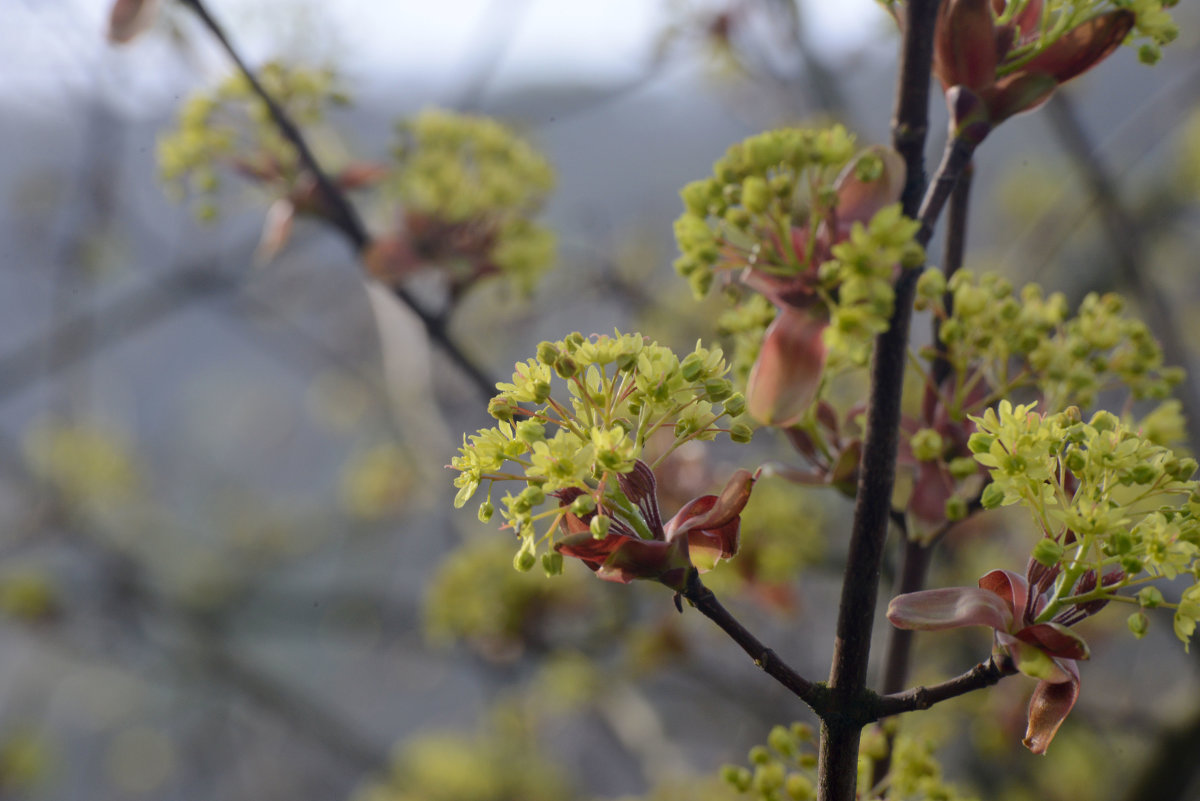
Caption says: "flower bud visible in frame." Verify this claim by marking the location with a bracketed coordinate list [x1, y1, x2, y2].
[1137, 586, 1164, 608]
[477, 500, 494, 522]
[553, 356, 579, 379]
[513, 547, 537, 572]
[910, 428, 944, 462]
[729, 423, 754, 443]
[589, 515, 611, 539]
[786, 773, 815, 801]
[767, 725, 795, 757]
[948, 456, 978, 480]
[1128, 611, 1149, 638]
[944, 495, 968, 522]
[487, 396, 518, 422]
[741, 176, 770, 214]
[570, 495, 597, 516]
[980, 482, 1006, 509]
[724, 393, 746, 418]
[516, 420, 546, 444]
[705, 379, 733, 402]
[721, 765, 752, 792]
[1031, 538, 1063, 568]
[536, 340, 559, 364]
[541, 552, 564, 576]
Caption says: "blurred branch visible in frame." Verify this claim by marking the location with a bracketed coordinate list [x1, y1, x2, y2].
[177, 0, 498, 400]
[1045, 92, 1200, 455]
[0, 438, 392, 777]
[0, 268, 232, 405]
[452, 0, 532, 112]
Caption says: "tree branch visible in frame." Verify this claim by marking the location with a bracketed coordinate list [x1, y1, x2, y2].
[681, 571, 826, 713]
[178, 0, 498, 400]
[819, 2, 975, 797]
[872, 656, 1018, 717]
[871, 159, 974, 786]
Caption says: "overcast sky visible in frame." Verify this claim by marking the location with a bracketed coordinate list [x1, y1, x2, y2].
[2, 0, 883, 112]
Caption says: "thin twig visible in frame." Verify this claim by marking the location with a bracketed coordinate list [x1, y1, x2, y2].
[872, 656, 1018, 717]
[682, 571, 826, 713]
[178, 0, 498, 399]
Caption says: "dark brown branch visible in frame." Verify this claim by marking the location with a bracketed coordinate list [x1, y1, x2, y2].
[930, 160, 973, 388]
[682, 572, 825, 712]
[178, 0, 498, 400]
[0, 269, 231, 404]
[871, 160, 974, 786]
[818, 3, 943, 799]
[873, 656, 1018, 717]
[877, 543, 934, 698]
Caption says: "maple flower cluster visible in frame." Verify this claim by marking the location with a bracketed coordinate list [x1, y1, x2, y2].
[891, 401, 1200, 753]
[674, 126, 922, 427]
[369, 110, 557, 294]
[451, 333, 756, 589]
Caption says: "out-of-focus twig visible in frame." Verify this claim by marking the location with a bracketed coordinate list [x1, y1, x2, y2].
[1045, 91, 1200, 456]
[0, 435, 392, 776]
[178, 0, 498, 400]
